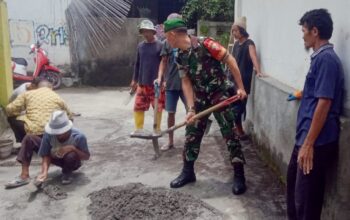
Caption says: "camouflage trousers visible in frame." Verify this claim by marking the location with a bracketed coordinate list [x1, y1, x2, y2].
[183, 102, 245, 165]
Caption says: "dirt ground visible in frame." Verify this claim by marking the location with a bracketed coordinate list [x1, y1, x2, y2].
[0, 87, 286, 220]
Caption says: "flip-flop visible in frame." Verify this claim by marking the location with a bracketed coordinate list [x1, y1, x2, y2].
[5, 176, 30, 189]
[160, 144, 174, 151]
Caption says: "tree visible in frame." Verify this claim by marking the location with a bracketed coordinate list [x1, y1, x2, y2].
[181, 0, 235, 28]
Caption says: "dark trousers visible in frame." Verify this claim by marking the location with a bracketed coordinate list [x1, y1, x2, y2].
[287, 142, 338, 220]
[234, 97, 248, 124]
[17, 135, 81, 174]
[7, 117, 26, 143]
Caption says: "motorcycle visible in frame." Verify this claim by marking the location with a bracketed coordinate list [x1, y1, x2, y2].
[12, 42, 62, 89]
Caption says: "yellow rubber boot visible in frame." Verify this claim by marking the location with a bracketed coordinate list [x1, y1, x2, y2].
[134, 111, 145, 130]
[156, 111, 162, 132]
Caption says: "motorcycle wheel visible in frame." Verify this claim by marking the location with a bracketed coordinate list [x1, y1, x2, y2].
[40, 71, 62, 89]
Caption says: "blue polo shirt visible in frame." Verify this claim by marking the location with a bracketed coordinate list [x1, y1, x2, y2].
[296, 44, 344, 147]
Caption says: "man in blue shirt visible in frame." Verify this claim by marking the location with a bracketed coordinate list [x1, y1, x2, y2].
[36, 110, 90, 185]
[287, 9, 344, 220]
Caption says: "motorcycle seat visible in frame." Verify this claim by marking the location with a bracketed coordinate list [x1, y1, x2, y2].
[11, 57, 28, 66]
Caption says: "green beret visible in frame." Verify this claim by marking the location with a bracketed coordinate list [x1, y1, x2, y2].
[164, 18, 187, 33]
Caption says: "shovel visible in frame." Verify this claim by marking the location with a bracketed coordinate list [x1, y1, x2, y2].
[131, 95, 240, 154]
[151, 82, 161, 158]
[130, 82, 161, 159]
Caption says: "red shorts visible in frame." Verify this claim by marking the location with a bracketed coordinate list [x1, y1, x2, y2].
[134, 85, 165, 112]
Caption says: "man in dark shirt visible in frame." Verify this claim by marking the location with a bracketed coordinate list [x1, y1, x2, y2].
[287, 9, 344, 220]
[156, 13, 187, 151]
[130, 19, 165, 136]
[229, 16, 263, 139]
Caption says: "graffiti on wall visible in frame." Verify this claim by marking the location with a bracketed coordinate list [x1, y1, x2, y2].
[9, 19, 69, 47]
[35, 24, 68, 46]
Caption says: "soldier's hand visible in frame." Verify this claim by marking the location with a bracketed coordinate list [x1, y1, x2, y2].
[236, 88, 247, 100]
[185, 112, 196, 125]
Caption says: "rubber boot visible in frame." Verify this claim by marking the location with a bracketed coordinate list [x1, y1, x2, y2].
[156, 111, 162, 132]
[134, 111, 145, 130]
[170, 160, 196, 188]
[232, 162, 246, 195]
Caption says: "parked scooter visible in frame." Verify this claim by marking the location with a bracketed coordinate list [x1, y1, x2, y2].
[12, 42, 62, 89]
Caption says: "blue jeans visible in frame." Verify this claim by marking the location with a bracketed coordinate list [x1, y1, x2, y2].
[165, 90, 186, 113]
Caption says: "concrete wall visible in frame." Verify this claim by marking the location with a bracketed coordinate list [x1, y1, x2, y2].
[245, 77, 299, 176]
[7, 0, 71, 71]
[237, 0, 350, 114]
[71, 18, 144, 86]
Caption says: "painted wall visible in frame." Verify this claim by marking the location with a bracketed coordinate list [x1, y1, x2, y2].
[237, 0, 350, 113]
[7, 0, 71, 71]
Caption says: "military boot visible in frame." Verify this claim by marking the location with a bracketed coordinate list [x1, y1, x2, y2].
[170, 160, 196, 188]
[232, 162, 246, 195]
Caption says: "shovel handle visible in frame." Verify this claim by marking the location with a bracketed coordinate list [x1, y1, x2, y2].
[162, 95, 239, 134]
[192, 95, 240, 120]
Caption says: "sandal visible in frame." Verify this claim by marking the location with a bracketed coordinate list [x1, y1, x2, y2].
[5, 176, 30, 189]
[160, 144, 174, 151]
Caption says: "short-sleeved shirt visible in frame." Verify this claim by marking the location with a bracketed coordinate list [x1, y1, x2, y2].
[160, 40, 182, 91]
[38, 128, 89, 157]
[176, 36, 235, 108]
[6, 87, 72, 135]
[133, 40, 163, 86]
[9, 82, 30, 103]
[296, 44, 344, 147]
[230, 39, 255, 94]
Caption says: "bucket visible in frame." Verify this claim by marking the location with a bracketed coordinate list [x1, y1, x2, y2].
[0, 139, 13, 159]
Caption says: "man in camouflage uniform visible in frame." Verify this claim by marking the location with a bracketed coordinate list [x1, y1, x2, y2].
[164, 18, 248, 195]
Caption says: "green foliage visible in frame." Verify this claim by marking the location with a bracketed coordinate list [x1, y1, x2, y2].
[181, 0, 235, 28]
[199, 25, 209, 36]
[218, 32, 230, 47]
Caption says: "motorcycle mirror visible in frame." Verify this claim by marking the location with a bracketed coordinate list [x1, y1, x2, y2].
[29, 44, 35, 54]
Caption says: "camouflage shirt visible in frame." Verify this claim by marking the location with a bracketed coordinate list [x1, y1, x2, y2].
[176, 36, 235, 107]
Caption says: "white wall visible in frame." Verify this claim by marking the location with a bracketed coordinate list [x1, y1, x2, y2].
[237, 0, 350, 112]
[7, 0, 71, 70]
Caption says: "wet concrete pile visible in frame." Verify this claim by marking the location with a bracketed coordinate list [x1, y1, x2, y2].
[43, 185, 67, 200]
[88, 183, 224, 220]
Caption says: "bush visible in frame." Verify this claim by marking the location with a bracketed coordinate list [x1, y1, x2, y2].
[181, 0, 235, 28]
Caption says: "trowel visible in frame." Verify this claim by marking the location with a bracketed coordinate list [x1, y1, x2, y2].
[27, 179, 45, 202]
[123, 88, 136, 105]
